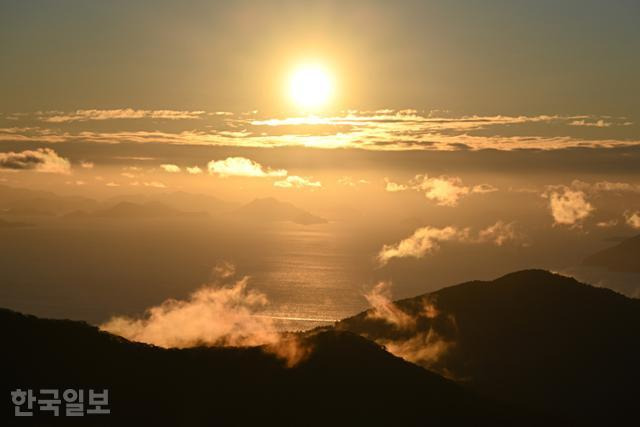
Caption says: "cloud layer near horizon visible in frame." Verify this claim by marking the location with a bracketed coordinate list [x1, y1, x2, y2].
[1, 110, 637, 151]
[0, 148, 70, 174]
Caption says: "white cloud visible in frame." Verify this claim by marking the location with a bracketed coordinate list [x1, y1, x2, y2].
[391, 175, 498, 206]
[364, 282, 415, 330]
[100, 277, 278, 348]
[41, 109, 206, 123]
[625, 211, 640, 229]
[544, 187, 594, 226]
[186, 166, 203, 175]
[144, 181, 166, 188]
[384, 178, 408, 192]
[477, 221, 520, 245]
[568, 119, 612, 127]
[80, 161, 94, 169]
[378, 221, 522, 266]
[273, 175, 321, 189]
[207, 157, 287, 178]
[338, 176, 370, 187]
[160, 164, 181, 173]
[0, 148, 71, 174]
[377, 226, 464, 265]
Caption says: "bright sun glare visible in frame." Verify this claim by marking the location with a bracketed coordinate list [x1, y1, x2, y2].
[289, 64, 333, 109]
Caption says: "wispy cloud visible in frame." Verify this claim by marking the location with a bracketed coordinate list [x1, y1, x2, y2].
[208, 157, 287, 178]
[40, 109, 206, 123]
[101, 277, 278, 348]
[377, 222, 523, 266]
[364, 282, 416, 330]
[186, 166, 203, 175]
[543, 187, 594, 226]
[273, 175, 321, 189]
[625, 211, 640, 229]
[0, 148, 71, 174]
[160, 164, 181, 173]
[385, 174, 496, 206]
[2, 111, 638, 151]
[337, 176, 370, 187]
[377, 226, 464, 266]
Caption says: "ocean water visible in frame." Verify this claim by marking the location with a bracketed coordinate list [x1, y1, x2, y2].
[242, 225, 374, 330]
[0, 218, 377, 328]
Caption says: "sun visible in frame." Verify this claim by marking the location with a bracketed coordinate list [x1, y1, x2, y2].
[289, 63, 333, 110]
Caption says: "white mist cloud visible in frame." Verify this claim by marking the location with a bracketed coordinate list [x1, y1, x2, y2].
[625, 211, 640, 229]
[160, 164, 181, 173]
[385, 174, 497, 206]
[384, 178, 408, 192]
[361, 281, 453, 369]
[273, 175, 321, 189]
[544, 187, 594, 226]
[377, 226, 463, 265]
[207, 157, 287, 178]
[477, 221, 520, 246]
[364, 282, 416, 330]
[0, 148, 71, 174]
[41, 109, 206, 123]
[378, 222, 522, 265]
[186, 166, 203, 174]
[100, 276, 279, 348]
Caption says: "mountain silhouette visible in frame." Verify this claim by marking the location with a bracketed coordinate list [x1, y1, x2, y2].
[234, 197, 328, 225]
[337, 269, 640, 424]
[583, 233, 640, 273]
[0, 218, 32, 228]
[0, 307, 535, 426]
[0, 184, 99, 215]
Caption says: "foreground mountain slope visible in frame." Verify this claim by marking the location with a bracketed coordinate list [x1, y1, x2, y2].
[583, 233, 640, 273]
[0, 308, 530, 426]
[337, 269, 640, 424]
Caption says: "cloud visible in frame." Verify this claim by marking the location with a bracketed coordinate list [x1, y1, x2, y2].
[625, 211, 640, 229]
[160, 164, 181, 173]
[80, 161, 94, 169]
[3, 111, 639, 151]
[364, 282, 416, 330]
[41, 109, 206, 123]
[144, 181, 166, 188]
[186, 166, 203, 174]
[383, 329, 451, 368]
[101, 277, 279, 348]
[568, 119, 612, 127]
[570, 180, 640, 194]
[100, 262, 313, 367]
[0, 148, 71, 174]
[377, 226, 464, 265]
[208, 157, 287, 178]
[338, 176, 370, 187]
[273, 175, 321, 189]
[384, 178, 408, 192]
[385, 174, 497, 206]
[377, 222, 522, 265]
[544, 187, 594, 226]
[360, 281, 453, 369]
[477, 221, 520, 246]
[596, 219, 618, 228]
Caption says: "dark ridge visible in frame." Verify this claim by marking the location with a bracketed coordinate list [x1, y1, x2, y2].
[0, 307, 536, 426]
[338, 269, 640, 425]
